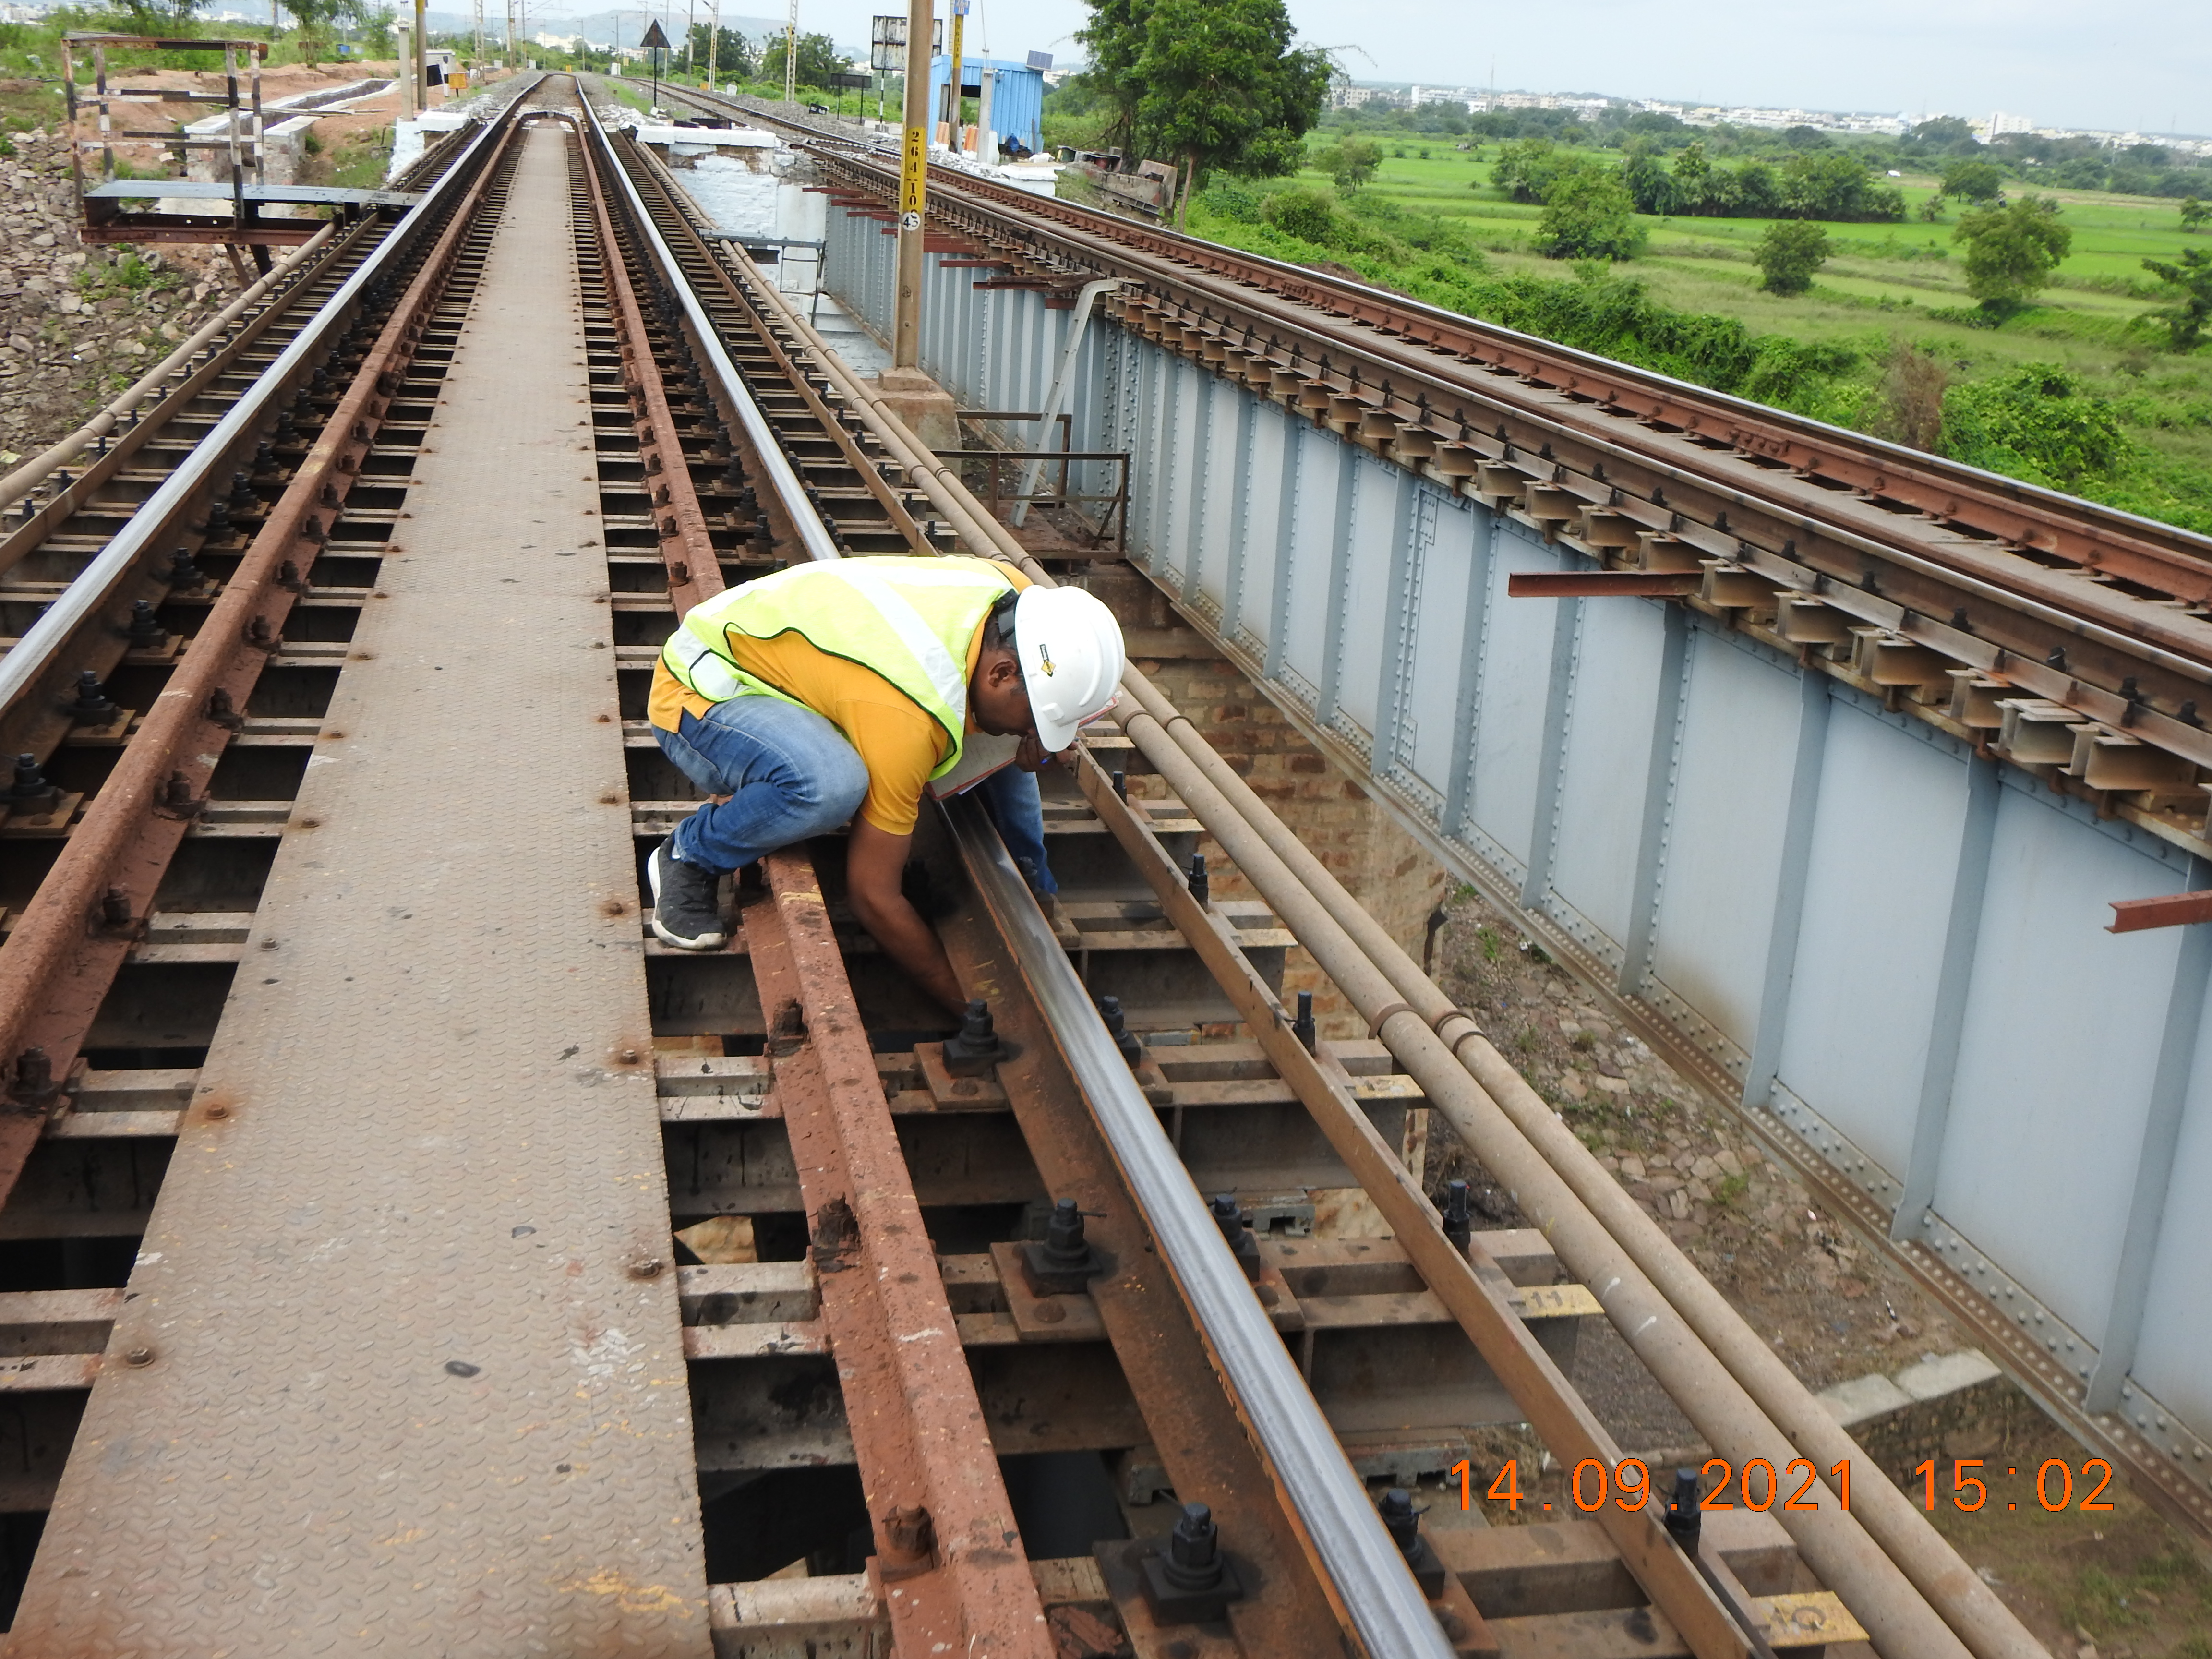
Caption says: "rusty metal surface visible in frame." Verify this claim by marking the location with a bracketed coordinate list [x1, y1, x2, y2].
[6, 124, 711, 1656]
[745, 850, 1052, 1659]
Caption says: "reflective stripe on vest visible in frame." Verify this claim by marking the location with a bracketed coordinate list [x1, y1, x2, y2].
[659, 558, 1014, 778]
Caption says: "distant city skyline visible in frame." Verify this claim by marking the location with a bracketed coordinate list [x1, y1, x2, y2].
[515, 0, 2206, 139]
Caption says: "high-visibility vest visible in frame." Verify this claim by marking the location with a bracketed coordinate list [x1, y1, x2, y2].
[661, 557, 1014, 781]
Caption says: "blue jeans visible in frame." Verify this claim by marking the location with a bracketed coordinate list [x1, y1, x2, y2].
[655, 696, 1055, 894]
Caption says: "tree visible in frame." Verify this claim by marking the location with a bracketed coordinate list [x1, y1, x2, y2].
[1318, 136, 1381, 191]
[1491, 136, 1569, 203]
[1953, 195, 2071, 315]
[1535, 163, 1645, 261]
[2183, 197, 2210, 233]
[1755, 219, 1829, 294]
[686, 23, 755, 83]
[1619, 144, 1675, 215]
[282, 0, 375, 67]
[1941, 158, 2005, 202]
[1083, 0, 1329, 220]
[1906, 115, 1979, 156]
[781, 30, 846, 91]
[1779, 150, 1881, 219]
[2141, 248, 2212, 352]
[1077, 0, 1150, 155]
[1669, 140, 1714, 213]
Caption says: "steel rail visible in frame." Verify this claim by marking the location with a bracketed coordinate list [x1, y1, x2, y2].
[669, 83, 2212, 620]
[1106, 680, 2014, 1659]
[568, 110, 723, 616]
[1065, 745, 1768, 1658]
[843, 147, 2212, 626]
[0, 91, 526, 718]
[610, 133, 936, 552]
[578, 93, 841, 565]
[768, 132, 2212, 775]
[0, 218, 380, 594]
[575, 105, 1058, 1656]
[942, 794, 1458, 1659]
[788, 126, 2212, 581]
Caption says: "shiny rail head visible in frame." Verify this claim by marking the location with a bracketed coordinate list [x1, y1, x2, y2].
[940, 793, 1458, 1659]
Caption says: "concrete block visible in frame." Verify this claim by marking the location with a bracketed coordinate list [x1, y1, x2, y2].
[867, 365, 958, 452]
[1817, 1373, 1912, 1428]
[1893, 1349, 2001, 1403]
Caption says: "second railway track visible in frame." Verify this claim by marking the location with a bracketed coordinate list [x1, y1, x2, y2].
[0, 72, 2065, 1658]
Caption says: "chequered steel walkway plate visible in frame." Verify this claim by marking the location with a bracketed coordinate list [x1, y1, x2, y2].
[8, 125, 712, 1656]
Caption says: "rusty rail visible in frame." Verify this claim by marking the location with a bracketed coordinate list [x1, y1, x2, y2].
[749, 854, 1054, 1657]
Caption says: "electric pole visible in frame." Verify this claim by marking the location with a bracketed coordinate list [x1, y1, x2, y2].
[947, 0, 964, 149]
[783, 0, 796, 105]
[893, 0, 930, 366]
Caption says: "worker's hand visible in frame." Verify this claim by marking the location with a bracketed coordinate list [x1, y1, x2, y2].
[1014, 735, 1076, 771]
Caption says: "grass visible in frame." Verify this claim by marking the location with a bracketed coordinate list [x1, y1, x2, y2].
[1165, 142, 2212, 533]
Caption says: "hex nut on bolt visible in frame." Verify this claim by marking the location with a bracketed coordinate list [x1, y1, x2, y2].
[122, 1346, 156, 1368]
[629, 1258, 663, 1280]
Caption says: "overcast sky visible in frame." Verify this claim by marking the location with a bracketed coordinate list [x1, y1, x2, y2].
[669, 0, 2208, 137]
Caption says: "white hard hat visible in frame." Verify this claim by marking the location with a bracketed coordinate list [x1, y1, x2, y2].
[1013, 584, 1126, 751]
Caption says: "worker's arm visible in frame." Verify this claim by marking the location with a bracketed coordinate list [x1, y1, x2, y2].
[845, 817, 966, 1020]
[1013, 734, 1077, 771]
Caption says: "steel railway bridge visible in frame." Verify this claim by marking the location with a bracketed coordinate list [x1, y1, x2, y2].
[0, 65, 2200, 1659]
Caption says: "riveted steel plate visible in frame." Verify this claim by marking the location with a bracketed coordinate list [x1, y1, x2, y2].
[9, 126, 712, 1656]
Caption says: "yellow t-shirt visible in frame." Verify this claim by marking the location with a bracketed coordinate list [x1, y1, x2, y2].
[649, 561, 1030, 836]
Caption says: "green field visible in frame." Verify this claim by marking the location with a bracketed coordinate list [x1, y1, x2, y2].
[1170, 140, 2212, 534]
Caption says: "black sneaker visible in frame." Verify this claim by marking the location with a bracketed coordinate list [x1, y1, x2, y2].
[649, 839, 727, 950]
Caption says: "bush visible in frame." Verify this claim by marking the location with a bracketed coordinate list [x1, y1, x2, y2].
[1317, 137, 1381, 191]
[1755, 220, 1829, 294]
[1944, 362, 2131, 489]
[1866, 338, 1949, 452]
[1535, 165, 1645, 261]
[1262, 186, 1341, 247]
[1197, 179, 1264, 224]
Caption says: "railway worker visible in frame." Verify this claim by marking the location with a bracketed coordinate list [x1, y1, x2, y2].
[645, 555, 1127, 1017]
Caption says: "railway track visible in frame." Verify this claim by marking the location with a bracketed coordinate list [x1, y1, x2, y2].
[0, 73, 2057, 1656]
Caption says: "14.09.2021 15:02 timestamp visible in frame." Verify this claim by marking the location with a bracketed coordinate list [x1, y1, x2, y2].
[1443, 1455, 2114, 1515]
[1916, 1457, 2115, 1514]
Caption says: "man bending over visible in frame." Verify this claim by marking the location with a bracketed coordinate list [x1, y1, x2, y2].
[646, 555, 1126, 1017]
